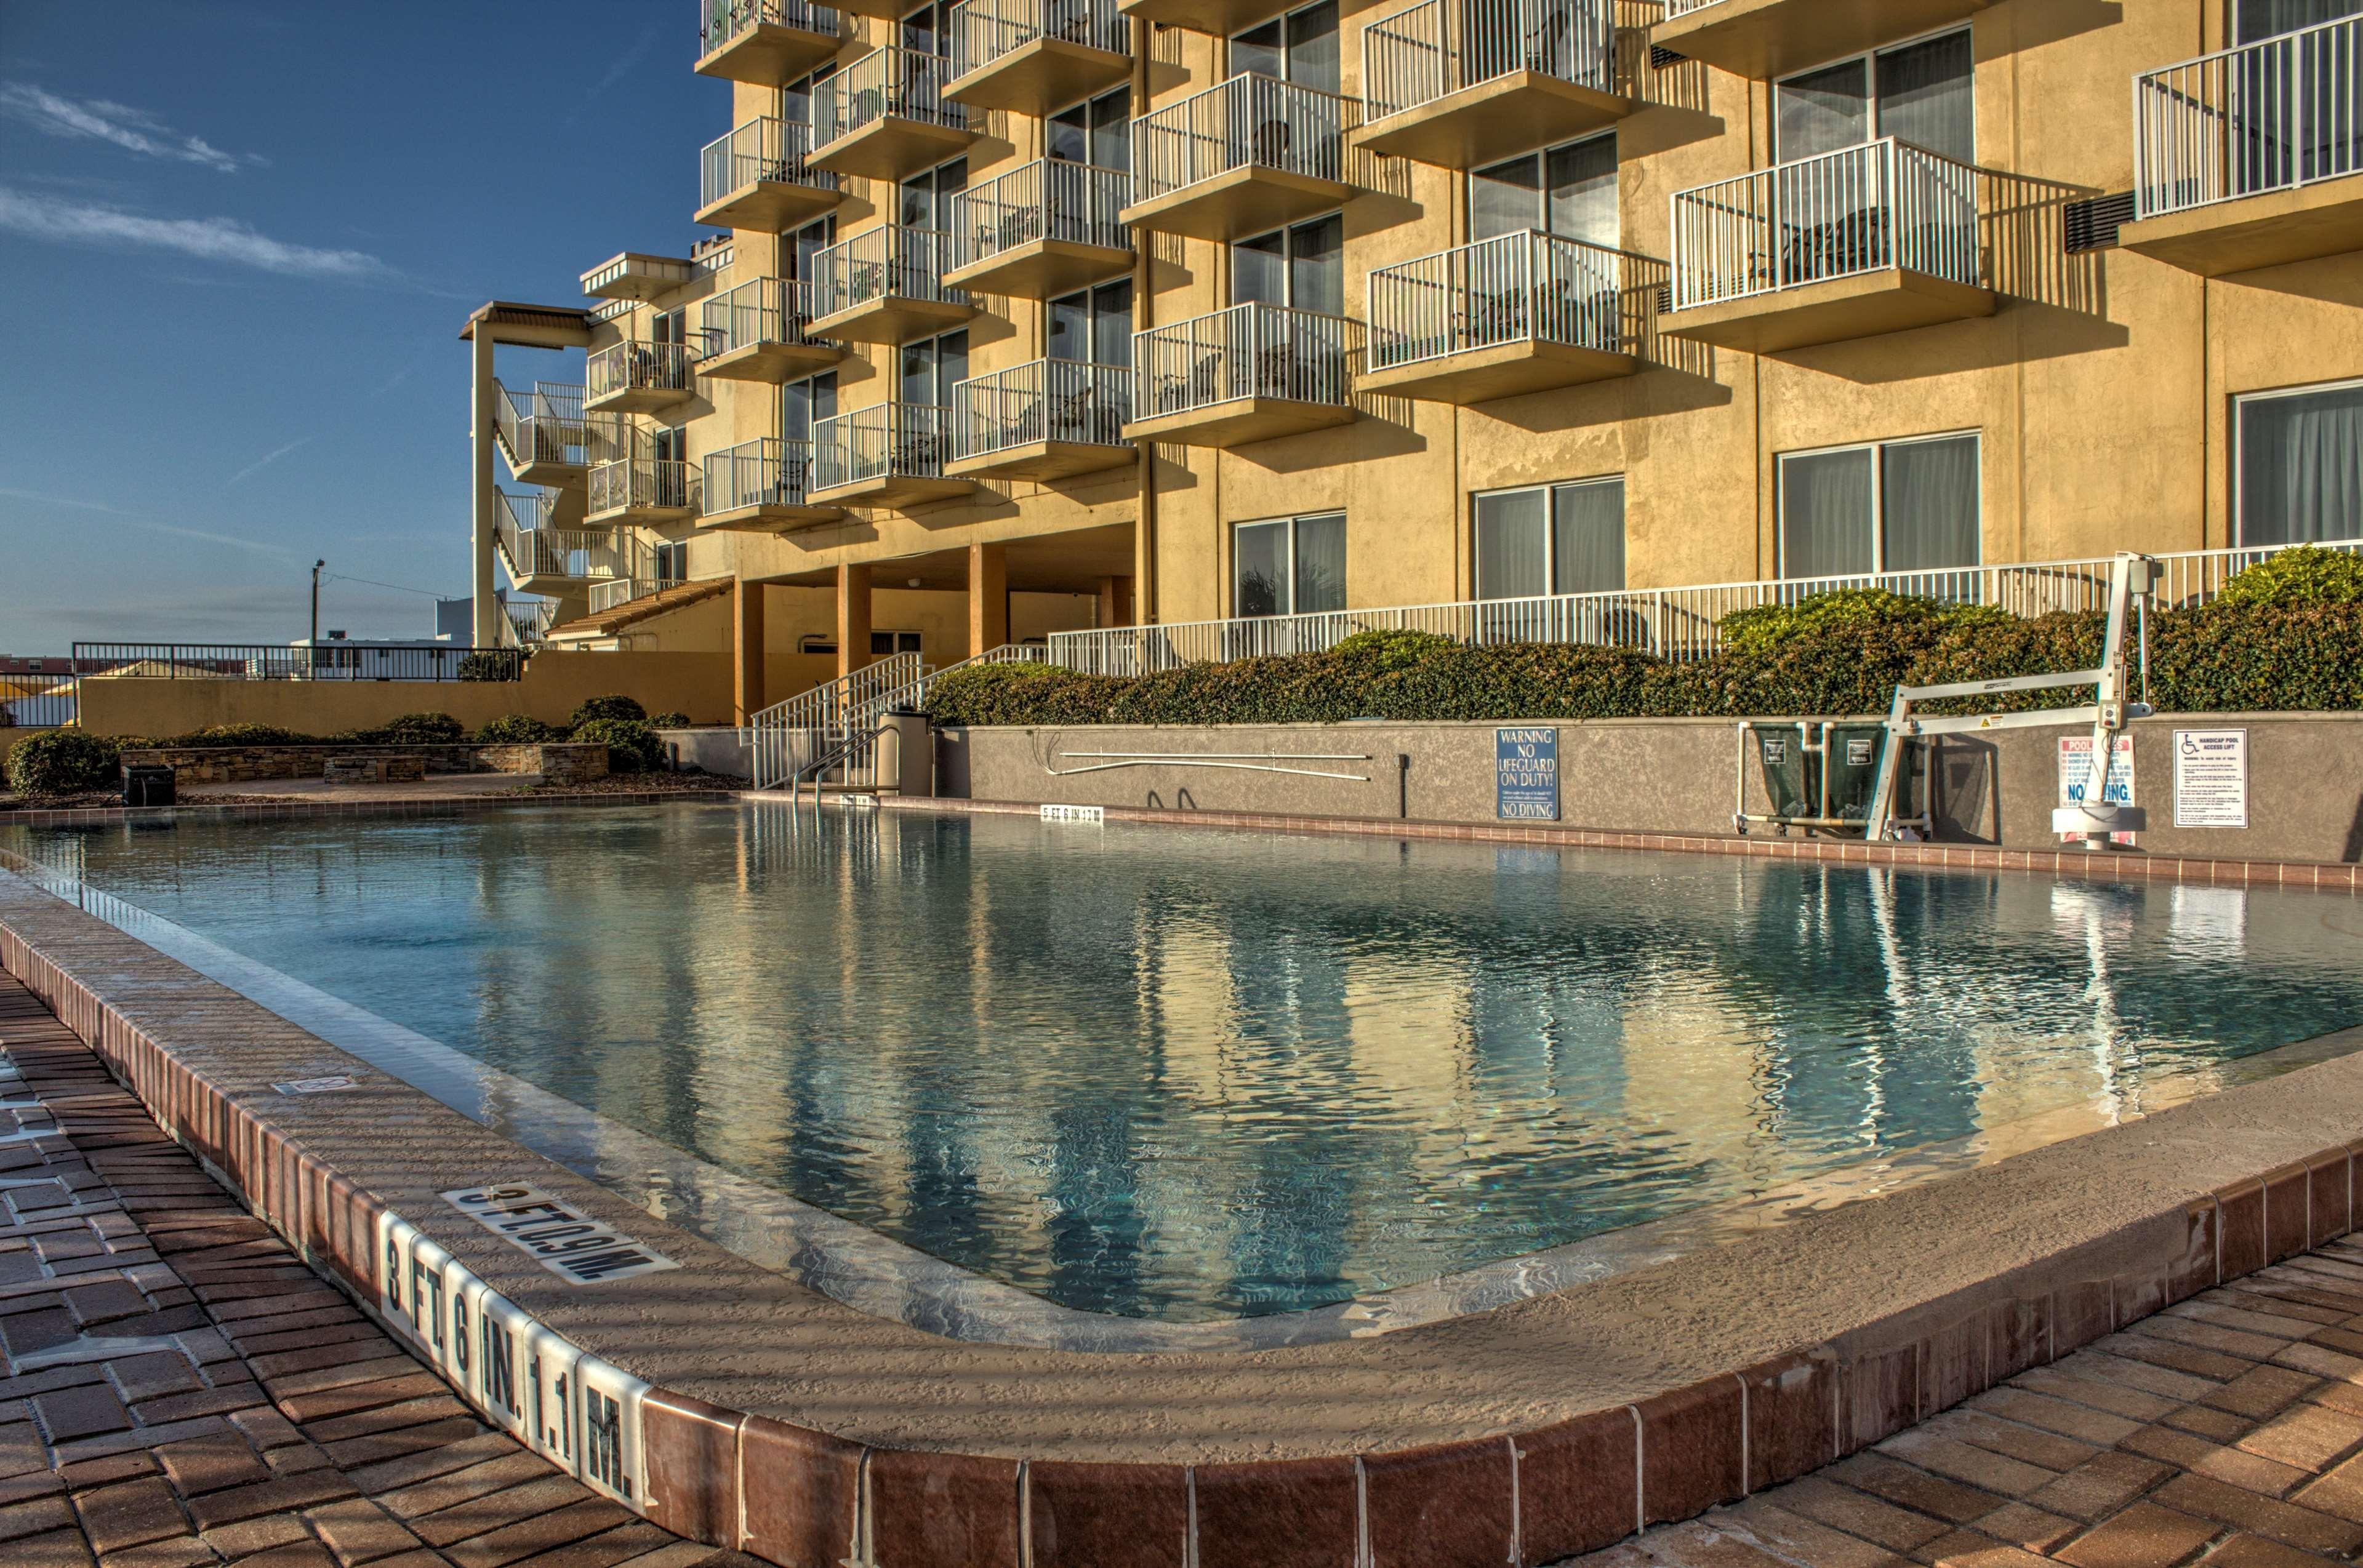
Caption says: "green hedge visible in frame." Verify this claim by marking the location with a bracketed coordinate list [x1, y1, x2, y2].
[923, 602, 2363, 727]
[6, 730, 122, 796]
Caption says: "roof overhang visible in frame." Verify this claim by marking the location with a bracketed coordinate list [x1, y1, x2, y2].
[459, 301, 598, 350]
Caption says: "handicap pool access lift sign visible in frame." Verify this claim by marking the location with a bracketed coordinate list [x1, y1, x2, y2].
[1496, 727, 1561, 820]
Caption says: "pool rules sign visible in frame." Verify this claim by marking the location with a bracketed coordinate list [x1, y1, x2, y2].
[1496, 727, 1561, 820]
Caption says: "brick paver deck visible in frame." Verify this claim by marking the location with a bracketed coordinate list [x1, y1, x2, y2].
[0, 974, 758, 1568]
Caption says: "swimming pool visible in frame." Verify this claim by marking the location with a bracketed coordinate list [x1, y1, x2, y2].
[7, 801, 2359, 1326]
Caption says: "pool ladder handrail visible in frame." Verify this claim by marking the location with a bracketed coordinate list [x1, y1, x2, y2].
[784, 642, 1052, 804]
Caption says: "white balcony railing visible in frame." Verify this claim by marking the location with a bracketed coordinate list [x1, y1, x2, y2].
[700, 0, 840, 57]
[1661, 0, 1721, 14]
[587, 340, 697, 402]
[1368, 230, 1650, 370]
[491, 380, 588, 470]
[700, 276, 828, 357]
[700, 117, 837, 209]
[2135, 14, 2363, 220]
[950, 160, 1130, 267]
[816, 47, 973, 147]
[495, 495, 655, 585]
[704, 436, 820, 512]
[814, 402, 955, 489]
[950, 0, 1127, 78]
[587, 575, 688, 615]
[1132, 74, 1362, 206]
[588, 457, 698, 517]
[1132, 302, 1359, 419]
[1362, 0, 1614, 121]
[1669, 137, 1981, 311]
[812, 225, 966, 316]
[1045, 538, 2363, 674]
[953, 358, 1132, 460]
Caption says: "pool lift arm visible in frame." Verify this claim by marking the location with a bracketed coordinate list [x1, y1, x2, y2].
[1863, 551, 2162, 848]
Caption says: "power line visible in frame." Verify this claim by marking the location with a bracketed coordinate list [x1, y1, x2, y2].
[323, 571, 451, 599]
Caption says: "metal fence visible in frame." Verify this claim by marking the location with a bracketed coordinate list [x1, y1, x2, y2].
[494, 494, 654, 585]
[1368, 230, 1649, 370]
[1133, 302, 1360, 419]
[588, 457, 698, 519]
[814, 402, 954, 489]
[587, 577, 688, 615]
[1670, 137, 1982, 311]
[1362, 0, 1614, 121]
[491, 380, 589, 472]
[503, 600, 560, 649]
[1, 673, 78, 730]
[2135, 14, 2362, 220]
[813, 225, 966, 316]
[700, 0, 840, 57]
[1133, 74, 1360, 204]
[817, 47, 972, 147]
[1044, 538, 2363, 674]
[700, 276, 828, 358]
[705, 437, 820, 512]
[700, 116, 836, 209]
[953, 359, 1131, 460]
[950, 0, 1126, 79]
[587, 340, 698, 403]
[949, 159, 1129, 268]
[65, 644, 522, 683]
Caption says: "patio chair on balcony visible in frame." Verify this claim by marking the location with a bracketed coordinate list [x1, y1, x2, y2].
[1046, 384, 1103, 444]
[1251, 118, 1294, 169]
[1783, 205, 1888, 287]
[1155, 354, 1224, 415]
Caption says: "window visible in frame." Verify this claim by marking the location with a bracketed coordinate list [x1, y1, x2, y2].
[654, 423, 689, 465]
[901, 157, 968, 230]
[651, 309, 688, 346]
[654, 542, 689, 582]
[782, 65, 835, 127]
[1775, 28, 1973, 164]
[784, 371, 838, 444]
[1778, 433, 1980, 580]
[788, 216, 836, 282]
[1469, 134, 1618, 246]
[902, 0, 952, 54]
[901, 329, 970, 406]
[1230, 0, 1339, 92]
[1050, 86, 1129, 174]
[801, 631, 923, 655]
[1234, 512, 1346, 617]
[2237, 380, 2363, 546]
[2237, 0, 2363, 44]
[1233, 212, 1343, 313]
[1475, 478, 1626, 599]
[1049, 278, 1133, 367]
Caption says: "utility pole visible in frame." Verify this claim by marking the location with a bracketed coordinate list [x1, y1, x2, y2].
[311, 559, 326, 649]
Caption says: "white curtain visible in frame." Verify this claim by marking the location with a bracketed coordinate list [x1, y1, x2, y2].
[1877, 31, 1976, 164]
[2239, 0, 2363, 44]
[1476, 490, 1549, 599]
[1780, 449, 1875, 578]
[1881, 435, 1981, 572]
[1292, 513, 1349, 612]
[1551, 479, 1626, 594]
[2241, 384, 2363, 545]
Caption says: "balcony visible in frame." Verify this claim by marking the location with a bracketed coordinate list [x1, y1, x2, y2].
[580, 252, 695, 303]
[950, 359, 1133, 480]
[585, 340, 700, 415]
[588, 575, 689, 615]
[809, 225, 974, 343]
[696, 0, 842, 84]
[1363, 231, 1661, 404]
[1666, 138, 1994, 354]
[701, 438, 843, 530]
[2125, 16, 2363, 277]
[492, 382, 591, 486]
[947, 0, 1130, 116]
[696, 118, 841, 231]
[1652, 0, 1994, 81]
[587, 457, 699, 526]
[945, 161, 1132, 297]
[1116, 0, 1291, 38]
[1356, 0, 1630, 169]
[811, 403, 977, 507]
[1125, 302, 1358, 447]
[811, 49, 977, 181]
[697, 278, 843, 383]
[1124, 75, 1360, 243]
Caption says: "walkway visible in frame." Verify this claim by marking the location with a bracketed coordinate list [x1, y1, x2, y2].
[0, 973, 756, 1568]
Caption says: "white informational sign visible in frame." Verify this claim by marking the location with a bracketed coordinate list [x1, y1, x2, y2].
[2173, 729, 2249, 829]
[1041, 804, 1105, 823]
[2058, 735, 2137, 844]
[442, 1185, 680, 1284]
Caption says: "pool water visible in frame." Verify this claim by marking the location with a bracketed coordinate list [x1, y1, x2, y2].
[9, 803, 2361, 1321]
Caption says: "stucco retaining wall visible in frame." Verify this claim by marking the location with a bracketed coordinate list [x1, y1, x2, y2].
[941, 712, 2363, 867]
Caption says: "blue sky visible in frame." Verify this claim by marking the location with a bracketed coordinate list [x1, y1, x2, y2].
[0, 1, 714, 652]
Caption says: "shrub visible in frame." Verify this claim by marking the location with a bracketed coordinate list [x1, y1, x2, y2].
[1325, 628, 1459, 673]
[161, 723, 316, 748]
[569, 694, 646, 729]
[1715, 588, 2010, 659]
[457, 652, 520, 682]
[572, 716, 664, 774]
[475, 714, 559, 745]
[367, 711, 465, 745]
[649, 711, 691, 729]
[7, 730, 121, 796]
[2213, 545, 2363, 609]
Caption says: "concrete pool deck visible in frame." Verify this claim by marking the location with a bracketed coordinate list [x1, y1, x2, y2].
[3, 855, 2363, 1568]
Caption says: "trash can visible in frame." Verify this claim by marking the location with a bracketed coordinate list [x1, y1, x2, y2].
[122, 766, 176, 808]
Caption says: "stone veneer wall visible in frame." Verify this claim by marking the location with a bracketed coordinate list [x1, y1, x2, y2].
[119, 743, 608, 785]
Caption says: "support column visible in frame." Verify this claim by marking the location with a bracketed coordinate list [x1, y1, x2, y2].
[836, 562, 872, 681]
[1096, 575, 1134, 628]
[469, 328, 499, 649]
[968, 542, 1008, 657]
[732, 577, 766, 724]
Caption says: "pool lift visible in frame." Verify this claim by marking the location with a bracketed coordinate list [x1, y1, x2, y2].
[1737, 551, 2162, 849]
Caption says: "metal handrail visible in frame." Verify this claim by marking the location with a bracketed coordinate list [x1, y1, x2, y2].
[1131, 302, 1360, 418]
[588, 457, 699, 518]
[491, 380, 589, 471]
[747, 650, 926, 789]
[700, 117, 837, 209]
[1132, 73, 1362, 204]
[949, 159, 1130, 268]
[587, 576, 689, 615]
[699, 0, 841, 57]
[2135, 14, 2362, 219]
[67, 643, 522, 683]
[952, 358, 1132, 459]
[700, 276, 828, 356]
[812, 402, 954, 489]
[588, 339, 699, 401]
[1368, 230, 1663, 370]
[949, 0, 1127, 78]
[1362, 0, 1614, 121]
[812, 225, 966, 316]
[704, 436, 819, 511]
[1669, 137, 1983, 311]
[817, 47, 974, 147]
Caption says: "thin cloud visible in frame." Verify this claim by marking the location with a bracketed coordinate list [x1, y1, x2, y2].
[0, 487, 299, 560]
[223, 436, 315, 488]
[0, 82, 264, 174]
[565, 26, 662, 126]
[0, 187, 390, 280]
